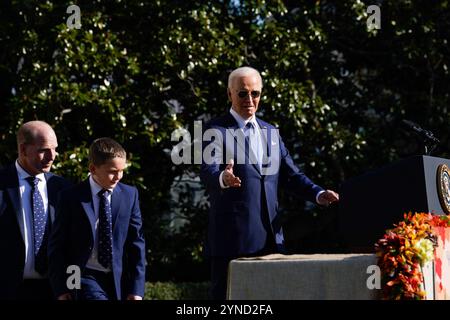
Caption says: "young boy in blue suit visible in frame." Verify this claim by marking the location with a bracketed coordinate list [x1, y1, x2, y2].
[48, 138, 146, 300]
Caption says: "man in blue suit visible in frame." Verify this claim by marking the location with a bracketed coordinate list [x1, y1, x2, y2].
[200, 66, 340, 300]
[0, 120, 70, 300]
[48, 137, 146, 300]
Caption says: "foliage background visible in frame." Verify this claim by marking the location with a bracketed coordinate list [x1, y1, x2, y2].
[1, 0, 449, 282]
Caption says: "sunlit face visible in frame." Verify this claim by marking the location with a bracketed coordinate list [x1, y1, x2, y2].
[228, 73, 262, 120]
[90, 157, 127, 190]
[19, 130, 58, 176]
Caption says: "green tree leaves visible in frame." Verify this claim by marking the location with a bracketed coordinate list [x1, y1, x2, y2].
[1, 0, 449, 279]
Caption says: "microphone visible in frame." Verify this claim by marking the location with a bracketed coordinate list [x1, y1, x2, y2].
[401, 119, 440, 143]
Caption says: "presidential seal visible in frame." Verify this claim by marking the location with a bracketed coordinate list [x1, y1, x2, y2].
[437, 164, 450, 214]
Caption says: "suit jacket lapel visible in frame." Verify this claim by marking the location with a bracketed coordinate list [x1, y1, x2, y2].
[44, 173, 56, 224]
[79, 180, 96, 240]
[111, 183, 123, 231]
[5, 165, 25, 241]
[256, 118, 269, 156]
[224, 113, 244, 155]
[256, 118, 271, 175]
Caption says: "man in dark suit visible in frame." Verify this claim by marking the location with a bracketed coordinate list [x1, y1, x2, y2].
[200, 66, 340, 300]
[0, 120, 70, 300]
[48, 137, 146, 300]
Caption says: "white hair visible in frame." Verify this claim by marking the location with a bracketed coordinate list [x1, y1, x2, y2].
[228, 66, 263, 88]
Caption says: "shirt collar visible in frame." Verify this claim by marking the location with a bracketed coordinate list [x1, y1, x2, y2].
[89, 175, 113, 196]
[15, 160, 45, 182]
[229, 107, 258, 129]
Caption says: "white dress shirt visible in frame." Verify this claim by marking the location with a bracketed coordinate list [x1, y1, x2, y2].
[15, 160, 48, 279]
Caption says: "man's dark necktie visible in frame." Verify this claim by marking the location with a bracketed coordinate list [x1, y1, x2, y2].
[244, 121, 254, 134]
[26, 176, 48, 274]
[98, 189, 113, 269]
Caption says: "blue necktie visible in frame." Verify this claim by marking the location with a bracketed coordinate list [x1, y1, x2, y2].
[26, 176, 48, 274]
[98, 189, 113, 269]
[244, 121, 254, 133]
[244, 122, 260, 167]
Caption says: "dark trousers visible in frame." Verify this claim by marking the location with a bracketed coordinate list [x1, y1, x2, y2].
[210, 256, 237, 300]
[16, 279, 54, 300]
[80, 268, 116, 300]
[209, 238, 283, 300]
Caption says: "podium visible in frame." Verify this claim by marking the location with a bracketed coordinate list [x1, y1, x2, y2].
[338, 155, 450, 250]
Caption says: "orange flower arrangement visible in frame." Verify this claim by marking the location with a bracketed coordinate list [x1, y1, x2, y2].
[375, 212, 450, 300]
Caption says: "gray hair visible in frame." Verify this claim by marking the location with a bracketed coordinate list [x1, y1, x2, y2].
[228, 66, 263, 89]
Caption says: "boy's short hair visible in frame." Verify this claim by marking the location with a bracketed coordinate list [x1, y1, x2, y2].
[89, 137, 126, 166]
